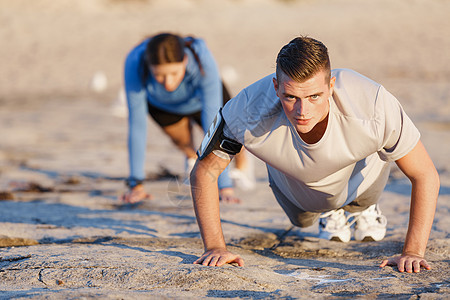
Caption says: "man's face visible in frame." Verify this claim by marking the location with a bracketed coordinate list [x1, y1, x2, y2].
[273, 69, 335, 141]
[150, 56, 187, 92]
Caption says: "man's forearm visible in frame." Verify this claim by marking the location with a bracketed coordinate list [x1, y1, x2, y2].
[192, 182, 227, 250]
[394, 141, 440, 258]
[403, 175, 439, 257]
[191, 158, 228, 251]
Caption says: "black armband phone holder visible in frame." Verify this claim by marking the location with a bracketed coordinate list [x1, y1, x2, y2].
[197, 108, 242, 160]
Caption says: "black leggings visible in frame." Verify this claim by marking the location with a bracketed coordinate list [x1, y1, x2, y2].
[147, 81, 232, 128]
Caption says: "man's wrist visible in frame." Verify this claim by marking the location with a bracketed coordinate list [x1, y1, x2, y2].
[402, 250, 425, 258]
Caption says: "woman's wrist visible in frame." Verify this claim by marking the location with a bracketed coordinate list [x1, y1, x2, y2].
[125, 177, 144, 189]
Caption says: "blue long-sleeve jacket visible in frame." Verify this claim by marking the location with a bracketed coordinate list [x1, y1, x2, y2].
[124, 37, 232, 189]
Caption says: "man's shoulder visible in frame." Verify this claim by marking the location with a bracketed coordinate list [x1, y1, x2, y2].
[332, 68, 380, 88]
[242, 73, 277, 99]
[246, 73, 275, 87]
[222, 73, 281, 137]
[236, 73, 279, 110]
[331, 69, 383, 119]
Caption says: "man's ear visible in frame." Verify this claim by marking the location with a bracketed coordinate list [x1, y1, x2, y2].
[183, 54, 188, 66]
[272, 77, 279, 94]
[330, 76, 336, 91]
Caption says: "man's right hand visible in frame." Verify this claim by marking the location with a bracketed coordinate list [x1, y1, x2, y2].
[121, 184, 151, 203]
[193, 248, 244, 267]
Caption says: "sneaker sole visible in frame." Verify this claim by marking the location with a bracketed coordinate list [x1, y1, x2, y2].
[330, 236, 349, 243]
[360, 236, 376, 242]
[355, 232, 385, 242]
[319, 230, 351, 243]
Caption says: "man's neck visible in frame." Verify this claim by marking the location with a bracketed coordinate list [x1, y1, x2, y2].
[299, 114, 329, 144]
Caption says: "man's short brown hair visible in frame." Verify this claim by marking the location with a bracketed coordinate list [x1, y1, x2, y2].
[276, 36, 331, 83]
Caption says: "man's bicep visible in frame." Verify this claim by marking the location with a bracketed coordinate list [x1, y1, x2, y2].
[194, 151, 232, 182]
[395, 140, 434, 180]
[376, 86, 420, 162]
[197, 108, 242, 160]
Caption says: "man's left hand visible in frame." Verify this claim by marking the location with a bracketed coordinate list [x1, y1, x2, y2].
[380, 254, 431, 273]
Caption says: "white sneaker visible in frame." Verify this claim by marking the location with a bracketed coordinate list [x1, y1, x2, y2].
[184, 158, 197, 183]
[185, 157, 196, 175]
[229, 151, 256, 191]
[229, 168, 256, 191]
[318, 209, 351, 243]
[350, 204, 387, 242]
[178, 157, 197, 189]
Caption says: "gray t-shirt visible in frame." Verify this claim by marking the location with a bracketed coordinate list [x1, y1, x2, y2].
[221, 69, 420, 212]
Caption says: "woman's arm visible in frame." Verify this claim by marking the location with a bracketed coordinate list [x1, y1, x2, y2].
[124, 45, 149, 193]
[193, 38, 234, 191]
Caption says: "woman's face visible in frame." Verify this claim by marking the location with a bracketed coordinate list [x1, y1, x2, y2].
[150, 56, 187, 92]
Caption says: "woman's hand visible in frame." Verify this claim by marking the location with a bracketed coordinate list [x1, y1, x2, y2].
[219, 188, 241, 204]
[121, 184, 151, 203]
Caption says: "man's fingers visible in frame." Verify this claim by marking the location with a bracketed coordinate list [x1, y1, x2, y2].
[380, 256, 431, 273]
[380, 258, 397, 268]
[397, 259, 405, 272]
[421, 260, 431, 270]
[201, 255, 213, 266]
[404, 259, 413, 273]
[209, 256, 220, 266]
[414, 259, 431, 272]
[193, 254, 207, 264]
[216, 256, 229, 267]
[193, 251, 244, 267]
[413, 261, 421, 273]
[216, 255, 243, 267]
[235, 257, 245, 267]
[379, 260, 389, 268]
[194, 254, 220, 266]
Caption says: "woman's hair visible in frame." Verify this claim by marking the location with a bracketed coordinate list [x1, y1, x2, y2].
[145, 33, 185, 65]
[140, 33, 204, 84]
[276, 36, 331, 83]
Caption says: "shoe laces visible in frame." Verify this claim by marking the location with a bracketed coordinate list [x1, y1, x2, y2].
[319, 209, 351, 231]
[347, 204, 387, 229]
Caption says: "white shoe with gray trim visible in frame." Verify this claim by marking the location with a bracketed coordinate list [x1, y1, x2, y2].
[318, 209, 351, 243]
[350, 204, 387, 242]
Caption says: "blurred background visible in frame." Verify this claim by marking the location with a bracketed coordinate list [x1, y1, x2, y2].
[1, 0, 449, 100]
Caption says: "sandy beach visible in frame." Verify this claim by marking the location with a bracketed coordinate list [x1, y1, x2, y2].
[0, 0, 449, 298]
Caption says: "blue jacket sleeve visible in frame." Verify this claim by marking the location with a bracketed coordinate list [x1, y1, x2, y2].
[124, 47, 148, 182]
[194, 39, 233, 189]
[194, 39, 223, 131]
